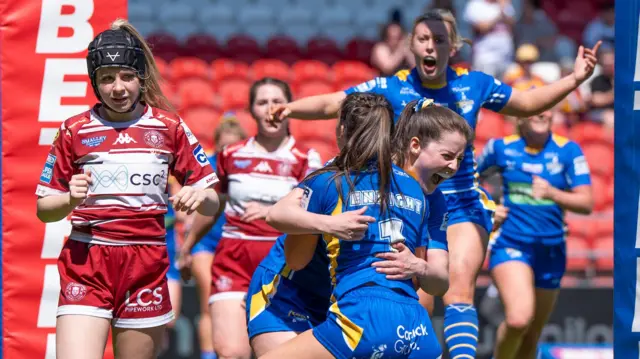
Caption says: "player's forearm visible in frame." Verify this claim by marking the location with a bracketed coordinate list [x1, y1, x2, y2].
[182, 212, 217, 253]
[196, 188, 220, 216]
[416, 250, 449, 296]
[503, 74, 580, 117]
[36, 193, 76, 223]
[288, 92, 344, 120]
[266, 201, 331, 234]
[548, 187, 593, 215]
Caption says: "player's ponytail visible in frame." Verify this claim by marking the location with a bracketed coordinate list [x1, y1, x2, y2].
[110, 18, 175, 112]
[393, 98, 474, 168]
[306, 93, 395, 213]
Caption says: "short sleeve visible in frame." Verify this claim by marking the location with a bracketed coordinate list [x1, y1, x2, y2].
[35, 125, 76, 197]
[297, 173, 338, 215]
[427, 190, 449, 251]
[565, 142, 591, 188]
[344, 77, 387, 95]
[171, 120, 218, 189]
[299, 148, 323, 180]
[476, 138, 501, 175]
[478, 72, 513, 113]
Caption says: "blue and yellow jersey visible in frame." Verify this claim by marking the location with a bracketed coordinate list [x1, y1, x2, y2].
[345, 67, 513, 193]
[299, 164, 429, 301]
[427, 188, 448, 251]
[477, 134, 591, 243]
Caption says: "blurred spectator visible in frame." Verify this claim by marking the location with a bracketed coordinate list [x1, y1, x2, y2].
[370, 22, 415, 76]
[464, 0, 516, 79]
[514, 0, 558, 62]
[427, 0, 456, 17]
[583, 3, 615, 49]
[503, 44, 546, 87]
[588, 47, 614, 128]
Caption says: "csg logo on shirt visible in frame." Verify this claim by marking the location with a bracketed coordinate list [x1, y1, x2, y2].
[192, 145, 209, 167]
[40, 153, 56, 183]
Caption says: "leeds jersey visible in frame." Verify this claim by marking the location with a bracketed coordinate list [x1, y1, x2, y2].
[345, 67, 513, 193]
[477, 134, 591, 243]
[299, 164, 429, 300]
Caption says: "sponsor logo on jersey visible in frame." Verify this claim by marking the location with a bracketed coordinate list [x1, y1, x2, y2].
[87, 164, 168, 193]
[522, 162, 544, 174]
[144, 130, 164, 148]
[181, 122, 198, 145]
[301, 186, 313, 210]
[192, 144, 209, 167]
[440, 212, 449, 231]
[124, 287, 163, 313]
[113, 132, 137, 145]
[234, 159, 252, 169]
[65, 282, 87, 302]
[254, 160, 273, 173]
[573, 156, 590, 176]
[81, 135, 107, 147]
[40, 153, 56, 183]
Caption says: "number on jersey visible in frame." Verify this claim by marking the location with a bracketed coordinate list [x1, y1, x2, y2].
[379, 218, 405, 251]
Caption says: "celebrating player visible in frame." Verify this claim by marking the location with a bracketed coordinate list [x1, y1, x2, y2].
[259, 97, 471, 359]
[269, 9, 600, 357]
[35, 19, 220, 359]
[477, 107, 593, 359]
[179, 78, 321, 359]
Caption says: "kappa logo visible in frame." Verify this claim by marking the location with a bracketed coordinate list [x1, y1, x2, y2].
[254, 160, 273, 173]
[113, 132, 137, 145]
[106, 52, 120, 62]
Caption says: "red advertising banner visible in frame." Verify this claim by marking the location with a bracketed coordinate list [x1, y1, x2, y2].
[1, 1, 126, 357]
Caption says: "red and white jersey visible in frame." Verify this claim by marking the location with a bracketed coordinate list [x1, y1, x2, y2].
[217, 137, 322, 241]
[35, 105, 219, 246]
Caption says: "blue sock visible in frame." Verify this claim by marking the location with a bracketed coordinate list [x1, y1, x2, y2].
[443, 303, 479, 359]
[201, 351, 217, 359]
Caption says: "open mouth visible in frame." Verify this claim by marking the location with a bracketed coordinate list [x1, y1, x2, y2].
[430, 171, 453, 186]
[423, 56, 437, 72]
[112, 98, 127, 105]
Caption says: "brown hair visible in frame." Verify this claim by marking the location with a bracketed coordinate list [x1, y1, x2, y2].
[306, 93, 395, 213]
[393, 99, 474, 167]
[248, 77, 293, 117]
[110, 19, 175, 112]
[214, 116, 248, 144]
[412, 9, 472, 51]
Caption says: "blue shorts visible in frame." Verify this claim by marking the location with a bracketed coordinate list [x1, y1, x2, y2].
[443, 187, 495, 235]
[489, 231, 566, 289]
[313, 287, 442, 359]
[191, 235, 220, 255]
[246, 266, 329, 340]
[166, 241, 180, 282]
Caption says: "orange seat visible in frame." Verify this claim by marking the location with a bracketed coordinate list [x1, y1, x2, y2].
[296, 80, 334, 99]
[593, 236, 613, 271]
[290, 119, 337, 143]
[473, 139, 487, 157]
[566, 236, 590, 271]
[170, 57, 210, 81]
[251, 59, 291, 81]
[565, 217, 593, 242]
[292, 60, 331, 84]
[582, 143, 613, 177]
[218, 79, 252, 111]
[332, 60, 376, 85]
[154, 57, 170, 81]
[570, 121, 608, 145]
[476, 110, 504, 142]
[502, 119, 516, 136]
[211, 59, 251, 83]
[181, 107, 221, 151]
[302, 138, 339, 164]
[176, 78, 215, 109]
[336, 79, 366, 92]
[551, 124, 569, 137]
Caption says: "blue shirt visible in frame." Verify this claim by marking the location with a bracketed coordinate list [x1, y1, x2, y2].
[165, 205, 177, 253]
[476, 134, 591, 243]
[299, 164, 429, 300]
[345, 67, 513, 193]
[427, 189, 448, 251]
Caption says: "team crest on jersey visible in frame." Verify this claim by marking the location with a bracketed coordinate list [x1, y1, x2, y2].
[81, 136, 107, 147]
[455, 91, 474, 114]
[233, 159, 252, 169]
[65, 282, 87, 301]
[144, 130, 164, 148]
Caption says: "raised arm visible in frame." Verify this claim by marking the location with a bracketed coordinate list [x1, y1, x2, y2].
[500, 42, 601, 118]
[270, 91, 346, 122]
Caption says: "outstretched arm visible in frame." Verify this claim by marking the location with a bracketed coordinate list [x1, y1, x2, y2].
[270, 91, 346, 121]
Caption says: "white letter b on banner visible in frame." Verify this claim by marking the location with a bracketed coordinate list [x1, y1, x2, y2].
[36, 0, 94, 54]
